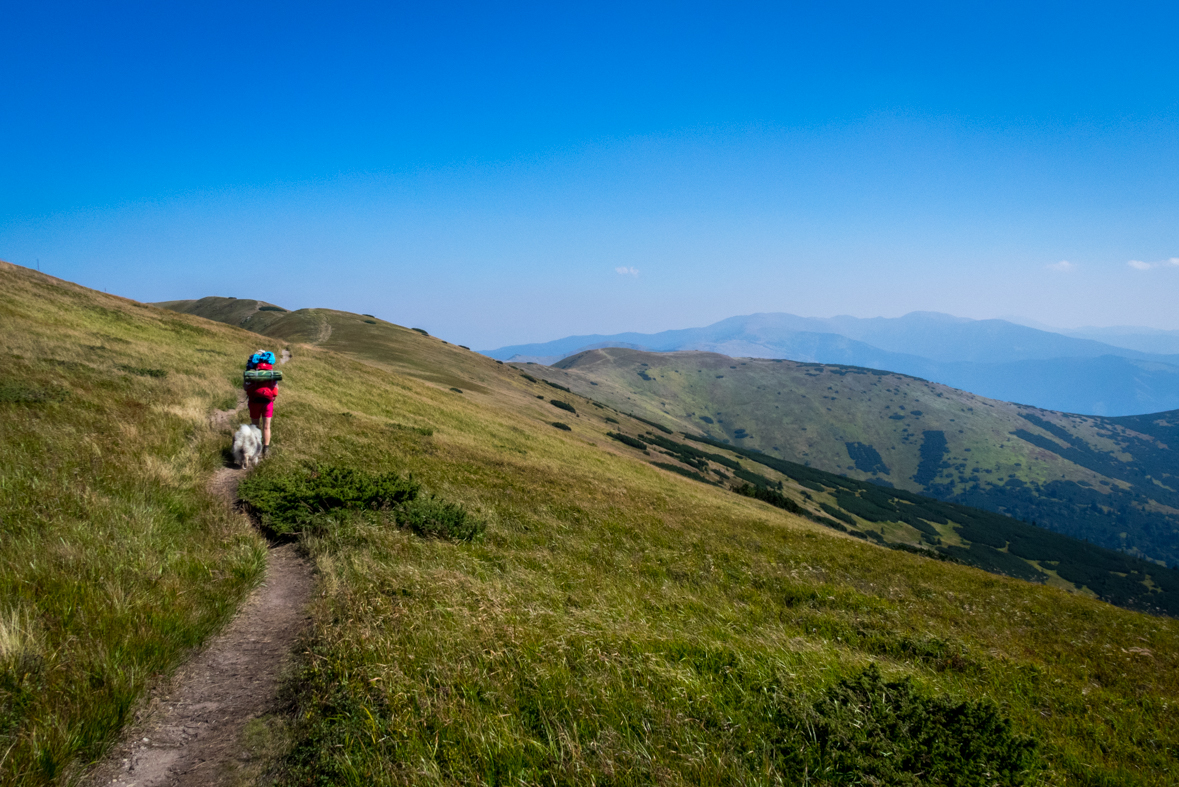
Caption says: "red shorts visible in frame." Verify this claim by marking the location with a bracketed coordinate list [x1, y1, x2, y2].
[249, 400, 275, 419]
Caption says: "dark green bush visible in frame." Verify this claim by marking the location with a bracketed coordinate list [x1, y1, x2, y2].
[733, 482, 804, 515]
[550, 399, 576, 414]
[449, 387, 463, 394]
[395, 496, 484, 541]
[652, 461, 713, 484]
[551, 422, 571, 431]
[733, 466, 775, 489]
[607, 432, 648, 451]
[238, 464, 420, 537]
[627, 413, 672, 433]
[259, 305, 287, 312]
[520, 373, 538, 383]
[542, 380, 571, 392]
[605, 417, 619, 424]
[814, 515, 848, 532]
[820, 503, 856, 526]
[363, 319, 377, 324]
[411, 327, 429, 336]
[805, 664, 1038, 785]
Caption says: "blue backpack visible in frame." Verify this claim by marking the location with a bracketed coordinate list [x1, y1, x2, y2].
[246, 351, 276, 369]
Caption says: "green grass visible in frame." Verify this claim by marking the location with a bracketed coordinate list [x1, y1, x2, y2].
[7, 263, 1179, 785]
[0, 264, 267, 784]
[193, 312, 1175, 785]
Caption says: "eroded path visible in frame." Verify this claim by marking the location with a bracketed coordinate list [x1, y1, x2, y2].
[88, 397, 313, 787]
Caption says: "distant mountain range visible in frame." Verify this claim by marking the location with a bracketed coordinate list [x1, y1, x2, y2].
[483, 312, 1179, 416]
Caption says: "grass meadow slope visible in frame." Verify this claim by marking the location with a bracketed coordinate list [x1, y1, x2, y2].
[0, 263, 268, 783]
[3, 268, 1178, 785]
[533, 348, 1179, 568]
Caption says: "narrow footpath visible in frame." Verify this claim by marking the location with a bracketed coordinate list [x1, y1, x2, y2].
[88, 367, 312, 786]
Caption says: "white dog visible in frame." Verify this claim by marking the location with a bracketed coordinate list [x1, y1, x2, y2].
[232, 424, 263, 469]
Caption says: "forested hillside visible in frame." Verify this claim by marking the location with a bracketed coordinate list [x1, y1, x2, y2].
[529, 348, 1179, 567]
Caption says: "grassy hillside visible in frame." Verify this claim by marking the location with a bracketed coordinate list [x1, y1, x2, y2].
[5, 268, 1179, 785]
[0, 265, 268, 783]
[154, 295, 292, 334]
[156, 296, 488, 391]
[532, 348, 1179, 567]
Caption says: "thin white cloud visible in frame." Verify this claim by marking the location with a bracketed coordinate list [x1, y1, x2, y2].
[1126, 257, 1178, 270]
[615, 266, 639, 276]
[1047, 260, 1074, 272]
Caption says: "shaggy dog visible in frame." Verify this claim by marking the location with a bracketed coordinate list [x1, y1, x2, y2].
[232, 424, 263, 469]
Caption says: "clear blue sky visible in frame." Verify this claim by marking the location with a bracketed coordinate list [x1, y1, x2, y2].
[3, 1, 1178, 348]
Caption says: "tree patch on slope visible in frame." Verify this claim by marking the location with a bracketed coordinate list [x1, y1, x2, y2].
[845, 441, 889, 474]
[912, 430, 949, 487]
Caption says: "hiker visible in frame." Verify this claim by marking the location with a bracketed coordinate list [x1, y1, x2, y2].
[244, 350, 279, 457]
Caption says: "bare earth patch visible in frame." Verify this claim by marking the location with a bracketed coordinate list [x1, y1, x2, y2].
[87, 400, 313, 787]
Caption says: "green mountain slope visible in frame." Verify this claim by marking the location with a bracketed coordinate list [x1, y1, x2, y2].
[156, 296, 486, 391]
[6, 269, 1179, 784]
[528, 348, 1179, 566]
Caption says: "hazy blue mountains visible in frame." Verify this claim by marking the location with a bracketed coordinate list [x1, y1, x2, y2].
[484, 312, 1179, 416]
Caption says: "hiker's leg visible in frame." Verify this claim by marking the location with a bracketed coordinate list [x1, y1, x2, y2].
[261, 416, 271, 446]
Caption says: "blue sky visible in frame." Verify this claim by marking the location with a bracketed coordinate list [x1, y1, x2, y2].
[3, 1, 1178, 348]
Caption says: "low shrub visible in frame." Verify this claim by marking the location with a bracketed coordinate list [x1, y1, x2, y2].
[395, 496, 485, 541]
[733, 482, 804, 515]
[733, 466, 775, 488]
[814, 516, 848, 532]
[259, 305, 287, 312]
[363, 319, 377, 324]
[820, 503, 856, 526]
[543, 380, 571, 392]
[627, 413, 672, 434]
[411, 328, 429, 336]
[550, 399, 576, 414]
[551, 422, 571, 431]
[805, 664, 1038, 785]
[652, 461, 713, 484]
[605, 417, 619, 424]
[520, 373, 538, 382]
[449, 388, 463, 394]
[607, 432, 647, 451]
[238, 464, 420, 537]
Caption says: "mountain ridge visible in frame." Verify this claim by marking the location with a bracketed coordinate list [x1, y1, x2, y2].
[483, 311, 1179, 415]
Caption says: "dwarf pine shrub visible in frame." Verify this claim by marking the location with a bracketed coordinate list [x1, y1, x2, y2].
[395, 496, 485, 541]
[805, 664, 1038, 785]
[549, 399, 576, 414]
[607, 432, 647, 451]
[238, 464, 420, 537]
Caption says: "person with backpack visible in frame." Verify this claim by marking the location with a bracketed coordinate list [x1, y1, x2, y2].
[244, 350, 280, 457]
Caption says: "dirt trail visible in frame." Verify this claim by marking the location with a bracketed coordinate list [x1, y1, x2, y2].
[88, 396, 313, 787]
